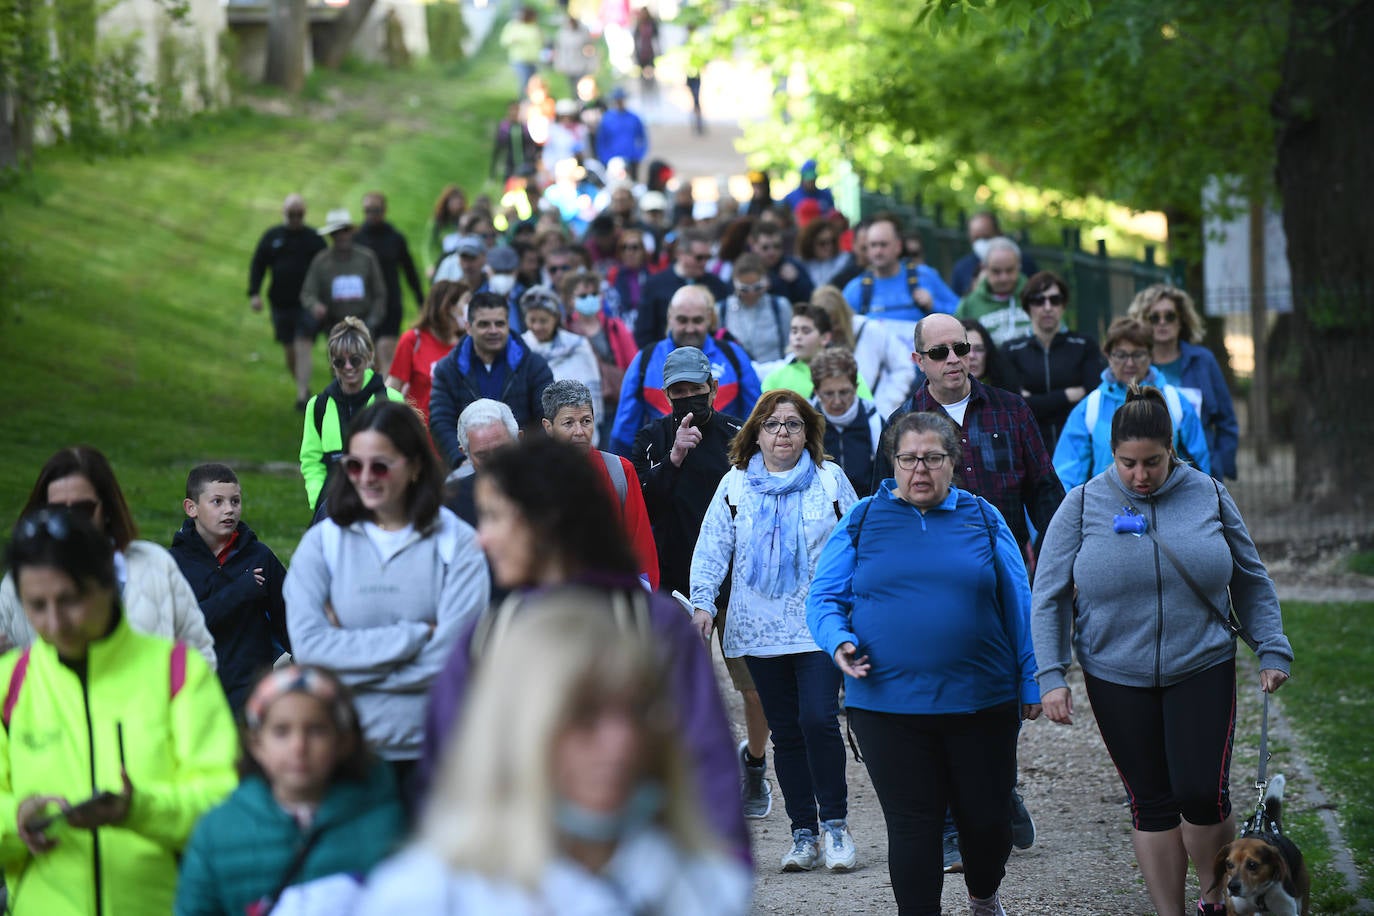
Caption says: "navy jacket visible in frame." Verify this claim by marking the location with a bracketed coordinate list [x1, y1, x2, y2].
[169, 520, 288, 712]
[429, 334, 554, 468]
[819, 399, 883, 498]
[1175, 341, 1240, 479]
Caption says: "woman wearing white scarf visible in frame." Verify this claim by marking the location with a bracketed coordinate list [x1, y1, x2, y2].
[689, 390, 860, 875]
[809, 347, 883, 498]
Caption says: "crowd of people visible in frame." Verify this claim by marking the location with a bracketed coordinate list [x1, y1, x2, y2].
[2, 83, 1291, 915]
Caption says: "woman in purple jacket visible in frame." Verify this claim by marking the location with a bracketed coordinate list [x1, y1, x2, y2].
[417, 438, 750, 864]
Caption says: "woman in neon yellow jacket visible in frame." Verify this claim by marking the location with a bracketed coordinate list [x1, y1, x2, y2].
[0, 508, 238, 915]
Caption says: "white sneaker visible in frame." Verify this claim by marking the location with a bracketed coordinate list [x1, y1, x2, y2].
[820, 819, 857, 871]
[780, 828, 820, 871]
[968, 892, 1007, 916]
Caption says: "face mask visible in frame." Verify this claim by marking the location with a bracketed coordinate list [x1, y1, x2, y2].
[971, 238, 992, 263]
[670, 393, 712, 427]
[554, 782, 664, 844]
[574, 294, 601, 316]
[487, 274, 516, 296]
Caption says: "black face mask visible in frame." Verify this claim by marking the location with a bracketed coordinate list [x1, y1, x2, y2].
[670, 393, 713, 428]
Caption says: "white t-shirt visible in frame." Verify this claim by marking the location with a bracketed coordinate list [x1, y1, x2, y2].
[943, 393, 972, 427]
[363, 522, 415, 561]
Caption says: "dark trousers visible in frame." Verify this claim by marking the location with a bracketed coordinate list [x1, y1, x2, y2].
[1086, 658, 1236, 832]
[744, 651, 847, 833]
[849, 703, 1019, 914]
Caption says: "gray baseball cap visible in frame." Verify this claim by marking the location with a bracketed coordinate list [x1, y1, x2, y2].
[487, 245, 518, 273]
[662, 347, 713, 388]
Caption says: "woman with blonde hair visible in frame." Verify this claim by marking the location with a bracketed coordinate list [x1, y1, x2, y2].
[358, 598, 751, 914]
[1127, 285, 1238, 479]
[811, 284, 914, 417]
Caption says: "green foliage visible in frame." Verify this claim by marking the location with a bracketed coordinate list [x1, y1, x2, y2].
[1346, 551, 1374, 577]
[0, 44, 510, 555]
[425, 1, 470, 65]
[1274, 601, 1374, 903]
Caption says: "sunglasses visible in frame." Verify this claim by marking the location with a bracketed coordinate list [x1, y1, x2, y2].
[1027, 294, 1065, 307]
[16, 508, 77, 543]
[44, 499, 101, 520]
[332, 355, 368, 370]
[917, 341, 972, 361]
[547, 264, 572, 273]
[688, 253, 710, 262]
[734, 280, 768, 294]
[1148, 311, 1178, 325]
[342, 456, 405, 479]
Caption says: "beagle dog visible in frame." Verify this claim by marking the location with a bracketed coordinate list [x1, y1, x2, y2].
[1211, 775, 1310, 916]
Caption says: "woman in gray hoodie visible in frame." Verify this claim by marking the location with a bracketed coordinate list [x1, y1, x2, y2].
[1031, 386, 1293, 916]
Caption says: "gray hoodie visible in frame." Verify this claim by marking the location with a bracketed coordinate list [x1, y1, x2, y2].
[1032, 462, 1292, 693]
[284, 508, 489, 759]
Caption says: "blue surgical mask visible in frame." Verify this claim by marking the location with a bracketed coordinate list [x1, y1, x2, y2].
[574, 294, 602, 316]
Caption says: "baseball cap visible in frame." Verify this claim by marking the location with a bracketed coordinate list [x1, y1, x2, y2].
[454, 236, 486, 257]
[487, 245, 518, 273]
[662, 347, 713, 388]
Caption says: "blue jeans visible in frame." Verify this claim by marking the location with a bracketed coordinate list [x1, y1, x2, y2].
[744, 651, 847, 833]
[512, 62, 536, 96]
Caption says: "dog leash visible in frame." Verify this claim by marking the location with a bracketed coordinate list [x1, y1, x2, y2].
[1242, 690, 1277, 838]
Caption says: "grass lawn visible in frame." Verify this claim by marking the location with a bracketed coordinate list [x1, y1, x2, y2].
[1265, 601, 1374, 909]
[0, 42, 513, 557]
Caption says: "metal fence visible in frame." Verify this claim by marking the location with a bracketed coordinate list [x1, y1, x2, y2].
[855, 189, 1373, 552]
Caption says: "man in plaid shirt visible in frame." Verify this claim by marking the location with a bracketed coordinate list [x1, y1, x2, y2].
[873, 313, 1064, 548]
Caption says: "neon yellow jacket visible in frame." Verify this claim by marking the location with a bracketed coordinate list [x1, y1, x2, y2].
[0, 614, 238, 915]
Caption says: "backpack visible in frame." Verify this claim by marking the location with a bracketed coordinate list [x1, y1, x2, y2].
[598, 450, 627, 505]
[3, 642, 190, 729]
[1083, 385, 1193, 464]
[858, 261, 927, 317]
[313, 372, 390, 439]
[724, 463, 844, 521]
[719, 294, 789, 360]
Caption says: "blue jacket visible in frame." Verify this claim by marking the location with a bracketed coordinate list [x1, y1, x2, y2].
[1052, 366, 1211, 491]
[841, 261, 959, 320]
[610, 336, 761, 455]
[1174, 341, 1239, 479]
[429, 334, 554, 468]
[807, 483, 1038, 715]
[596, 108, 648, 164]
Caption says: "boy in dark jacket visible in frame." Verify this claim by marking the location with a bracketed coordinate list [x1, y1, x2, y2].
[169, 463, 289, 713]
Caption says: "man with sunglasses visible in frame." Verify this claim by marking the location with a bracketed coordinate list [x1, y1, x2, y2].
[633, 228, 730, 348]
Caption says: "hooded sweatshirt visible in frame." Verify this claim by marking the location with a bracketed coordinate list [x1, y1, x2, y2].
[1031, 463, 1293, 693]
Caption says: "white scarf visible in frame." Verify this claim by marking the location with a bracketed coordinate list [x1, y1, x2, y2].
[822, 398, 861, 427]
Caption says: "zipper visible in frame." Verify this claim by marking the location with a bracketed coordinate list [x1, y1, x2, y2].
[1149, 501, 1163, 688]
[81, 671, 105, 916]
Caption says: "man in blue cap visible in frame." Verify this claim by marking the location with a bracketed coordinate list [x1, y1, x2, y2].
[596, 86, 649, 181]
[782, 159, 835, 214]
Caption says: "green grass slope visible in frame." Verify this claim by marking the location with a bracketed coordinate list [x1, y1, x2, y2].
[0, 47, 512, 555]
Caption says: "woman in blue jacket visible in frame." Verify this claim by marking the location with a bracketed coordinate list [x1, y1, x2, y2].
[1128, 285, 1239, 479]
[1053, 317, 1210, 491]
[808, 411, 1040, 916]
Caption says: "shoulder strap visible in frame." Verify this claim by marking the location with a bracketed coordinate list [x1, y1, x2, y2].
[1084, 388, 1102, 431]
[170, 642, 188, 700]
[2, 649, 32, 729]
[848, 497, 874, 554]
[716, 339, 743, 384]
[633, 344, 656, 405]
[820, 464, 842, 519]
[725, 468, 744, 519]
[859, 272, 874, 312]
[771, 295, 790, 355]
[259, 826, 330, 914]
[1140, 522, 1259, 652]
[313, 394, 329, 439]
[599, 451, 627, 506]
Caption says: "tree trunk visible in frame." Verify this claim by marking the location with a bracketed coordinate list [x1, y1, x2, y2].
[265, 0, 308, 92]
[316, 0, 377, 70]
[1274, 0, 1374, 509]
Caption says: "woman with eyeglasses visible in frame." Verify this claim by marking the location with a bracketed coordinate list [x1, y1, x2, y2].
[285, 400, 489, 815]
[300, 318, 407, 521]
[0, 446, 216, 667]
[1, 507, 238, 915]
[1052, 316, 1211, 491]
[809, 347, 881, 498]
[1127, 285, 1239, 480]
[719, 253, 793, 368]
[807, 411, 1040, 916]
[689, 389, 860, 874]
[1000, 272, 1105, 453]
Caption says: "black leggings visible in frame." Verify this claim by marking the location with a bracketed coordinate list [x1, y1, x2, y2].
[1085, 658, 1236, 832]
[849, 703, 1019, 915]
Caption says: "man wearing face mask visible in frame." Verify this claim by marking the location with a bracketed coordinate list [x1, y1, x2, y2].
[948, 211, 1040, 298]
[631, 347, 775, 822]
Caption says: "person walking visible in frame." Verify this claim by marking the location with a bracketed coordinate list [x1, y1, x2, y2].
[1032, 386, 1293, 916]
[248, 193, 327, 410]
[355, 191, 425, 377]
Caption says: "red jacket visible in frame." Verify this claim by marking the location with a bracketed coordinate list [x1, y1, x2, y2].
[591, 450, 661, 590]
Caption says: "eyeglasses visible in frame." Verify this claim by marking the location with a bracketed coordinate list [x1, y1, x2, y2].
[734, 280, 768, 294]
[1109, 350, 1150, 363]
[916, 341, 972, 361]
[332, 355, 368, 370]
[342, 456, 405, 479]
[44, 499, 100, 521]
[893, 452, 949, 471]
[547, 264, 572, 274]
[688, 253, 710, 263]
[1148, 311, 1178, 325]
[1027, 293, 1065, 307]
[816, 387, 856, 402]
[761, 419, 805, 436]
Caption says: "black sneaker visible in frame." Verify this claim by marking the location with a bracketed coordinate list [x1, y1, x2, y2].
[1010, 790, 1036, 849]
[739, 740, 772, 819]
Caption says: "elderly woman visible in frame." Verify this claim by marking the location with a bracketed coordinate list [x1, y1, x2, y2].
[1032, 387, 1292, 916]
[809, 347, 881, 498]
[301, 318, 407, 519]
[359, 600, 751, 914]
[0, 446, 215, 666]
[386, 280, 470, 423]
[690, 389, 859, 873]
[285, 400, 489, 812]
[519, 284, 603, 430]
[1001, 272, 1103, 452]
[1, 508, 238, 914]
[1127, 285, 1239, 480]
[1053, 316, 1210, 491]
[807, 411, 1040, 916]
